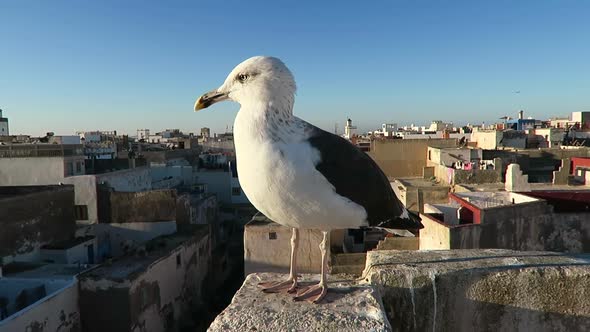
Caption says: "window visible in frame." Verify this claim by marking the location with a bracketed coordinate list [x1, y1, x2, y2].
[66, 162, 74, 176]
[232, 187, 241, 196]
[268, 232, 277, 240]
[75, 205, 88, 220]
[176, 254, 181, 268]
[428, 150, 432, 161]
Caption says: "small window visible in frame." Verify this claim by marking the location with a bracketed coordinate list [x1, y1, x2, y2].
[268, 232, 277, 240]
[75, 205, 88, 220]
[428, 150, 432, 161]
[232, 187, 241, 196]
[66, 162, 74, 176]
[176, 254, 181, 267]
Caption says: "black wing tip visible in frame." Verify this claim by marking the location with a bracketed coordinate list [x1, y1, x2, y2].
[378, 211, 424, 230]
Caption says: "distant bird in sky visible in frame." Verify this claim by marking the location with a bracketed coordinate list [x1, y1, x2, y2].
[194, 56, 422, 303]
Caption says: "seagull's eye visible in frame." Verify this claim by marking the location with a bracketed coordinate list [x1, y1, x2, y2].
[237, 74, 249, 83]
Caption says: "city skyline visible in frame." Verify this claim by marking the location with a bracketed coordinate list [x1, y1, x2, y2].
[2, 1, 590, 136]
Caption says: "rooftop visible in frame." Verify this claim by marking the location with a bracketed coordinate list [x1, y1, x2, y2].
[524, 190, 590, 213]
[453, 191, 540, 209]
[246, 213, 274, 227]
[2, 262, 90, 279]
[396, 177, 450, 189]
[41, 236, 95, 250]
[0, 144, 83, 158]
[0, 185, 74, 200]
[79, 225, 208, 282]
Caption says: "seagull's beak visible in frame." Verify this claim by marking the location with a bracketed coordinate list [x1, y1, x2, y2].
[194, 90, 229, 112]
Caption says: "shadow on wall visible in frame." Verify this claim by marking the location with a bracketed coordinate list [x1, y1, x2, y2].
[373, 254, 590, 332]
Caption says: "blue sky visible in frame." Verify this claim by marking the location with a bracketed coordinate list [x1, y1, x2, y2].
[1, 1, 589, 136]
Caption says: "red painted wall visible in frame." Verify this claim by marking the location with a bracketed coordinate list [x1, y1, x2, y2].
[571, 157, 590, 175]
[449, 193, 482, 224]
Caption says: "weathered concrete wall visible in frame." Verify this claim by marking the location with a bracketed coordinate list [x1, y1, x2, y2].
[176, 194, 217, 225]
[394, 180, 450, 211]
[128, 233, 210, 332]
[432, 164, 454, 185]
[78, 222, 177, 260]
[0, 279, 79, 332]
[63, 175, 99, 224]
[96, 167, 152, 192]
[0, 157, 65, 185]
[419, 214, 452, 250]
[102, 189, 177, 223]
[552, 158, 571, 184]
[40, 237, 97, 264]
[365, 249, 590, 332]
[151, 165, 192, 189]
[471, 130, 502, 149]
[0, 186, 76, 262]
[79, 283, 130, 331]
[505, 163, 531, 191]
[452, 212, 590, 253]
[368, 139, 457, 179]
[195, 170, 231, 204]
[427, 147, 481, 167]
[453, 169, 501, 184]
[78, 228, 211, 332]
[244, 218, 328, 275]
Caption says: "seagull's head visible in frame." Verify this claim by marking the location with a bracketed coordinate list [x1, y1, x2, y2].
[195, 56, 296, 112]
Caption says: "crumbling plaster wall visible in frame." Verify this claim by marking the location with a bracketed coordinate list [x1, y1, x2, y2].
[0, 187, 76, 261]
[128, 234, 211, 332]
[96, 167, 152, 192]
[105, 190, 177, 224]
[0, 280, 80, 332]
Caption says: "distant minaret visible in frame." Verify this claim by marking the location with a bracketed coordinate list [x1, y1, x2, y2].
[344, 118, 357, 139]
[0, 108, 9, 136]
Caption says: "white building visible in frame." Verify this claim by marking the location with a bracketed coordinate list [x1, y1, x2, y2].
[195, 161, 250, 206]
[344, 118, 357, 139]
[0, 144, 85, 186]
[48, 135, 81, 145]
[531, 128, 565, 148]
[380, 123, 398, 137]
[137, 129, 150, 140]
[0, 109, 8, 136]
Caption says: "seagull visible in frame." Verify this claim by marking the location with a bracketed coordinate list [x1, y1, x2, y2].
[194, 56, 423, 303]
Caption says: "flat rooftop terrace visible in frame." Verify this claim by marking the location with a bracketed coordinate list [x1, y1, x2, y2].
[396, 177, 451, 189]
[2, 263, 88, 280]
[80, 225, 208, 282]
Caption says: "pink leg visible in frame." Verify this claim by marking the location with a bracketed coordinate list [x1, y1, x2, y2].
[259, 228, 300, 293]
[294, 230, 328, 303]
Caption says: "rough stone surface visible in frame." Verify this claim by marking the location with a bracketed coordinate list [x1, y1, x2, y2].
[364, 249, 590, 332]
[207, 273, 391, 332]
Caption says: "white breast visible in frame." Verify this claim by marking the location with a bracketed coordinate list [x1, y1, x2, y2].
[233, 112, 368, 230]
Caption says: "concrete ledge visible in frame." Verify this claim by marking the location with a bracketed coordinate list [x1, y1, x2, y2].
[207, 273, 391, 332]
[364, 249, 590, 332]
